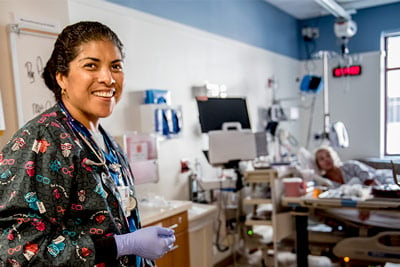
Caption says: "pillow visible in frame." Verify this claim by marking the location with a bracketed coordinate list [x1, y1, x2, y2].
[296, 147, 336, 188]
[297, 147, 319, 174]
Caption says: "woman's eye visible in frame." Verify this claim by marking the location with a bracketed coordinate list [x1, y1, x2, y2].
[84, 63, 97, 69]
[112, 64, 123, 72]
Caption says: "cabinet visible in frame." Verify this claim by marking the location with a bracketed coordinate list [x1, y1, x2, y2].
[243, 169, 293, 266]
[146, 211, 190, 267]
[188, 203, 218, 267]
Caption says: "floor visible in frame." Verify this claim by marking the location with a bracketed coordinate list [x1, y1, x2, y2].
[226, 249, 265, 267]
[225, 250, 339, 267]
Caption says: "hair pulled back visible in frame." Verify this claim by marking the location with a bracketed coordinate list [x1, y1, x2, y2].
[42, 21, 124, 101]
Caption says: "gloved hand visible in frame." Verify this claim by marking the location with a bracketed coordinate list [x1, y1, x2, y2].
[114, 226, 176, 260]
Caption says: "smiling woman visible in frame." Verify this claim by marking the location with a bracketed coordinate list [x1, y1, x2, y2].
[55, 40, 124, 130]
[0, 21, 175, 267]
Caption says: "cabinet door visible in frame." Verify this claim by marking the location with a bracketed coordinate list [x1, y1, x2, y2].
[171, 231, 190, 267]
[152, 211, 190, 267]
[155, 232, 190, 267]
[155, 252, 172, 267]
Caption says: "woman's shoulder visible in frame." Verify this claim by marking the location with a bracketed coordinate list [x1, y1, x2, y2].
[23, 104, 66, 129]
[2, 104, 73, 151]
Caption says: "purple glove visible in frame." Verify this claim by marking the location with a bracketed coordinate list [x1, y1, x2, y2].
[114, 226, 176, 260]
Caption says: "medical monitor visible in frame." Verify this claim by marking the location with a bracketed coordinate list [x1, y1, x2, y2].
[196, 97, 251, 133]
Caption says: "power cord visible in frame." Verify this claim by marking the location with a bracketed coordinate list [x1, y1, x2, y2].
[214, 181, 230, 252]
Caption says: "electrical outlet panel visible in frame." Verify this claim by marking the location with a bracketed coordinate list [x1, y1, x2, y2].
[302, 27, 319, 40]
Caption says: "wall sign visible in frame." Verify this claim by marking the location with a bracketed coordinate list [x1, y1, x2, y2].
[333, 65, 362, 78]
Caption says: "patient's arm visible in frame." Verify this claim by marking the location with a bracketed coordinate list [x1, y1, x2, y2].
[341, 160, 380, 185]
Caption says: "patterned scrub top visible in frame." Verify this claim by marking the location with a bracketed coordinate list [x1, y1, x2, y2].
[0, 104, 150, 266]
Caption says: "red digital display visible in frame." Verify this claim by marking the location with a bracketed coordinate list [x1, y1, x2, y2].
[333, 65, 362, 77]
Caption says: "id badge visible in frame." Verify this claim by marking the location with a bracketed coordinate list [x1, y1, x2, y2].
[117, 186, 136, 216]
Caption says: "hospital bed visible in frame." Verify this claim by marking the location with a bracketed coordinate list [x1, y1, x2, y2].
[282, 187, 400, 266]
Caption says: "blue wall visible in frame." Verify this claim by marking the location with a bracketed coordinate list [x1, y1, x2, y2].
[107, 0, 400, 60]
[299, 3, 400, 59]
[107, 0, 300, 59]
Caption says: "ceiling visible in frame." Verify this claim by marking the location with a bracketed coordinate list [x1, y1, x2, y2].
[264, 0, 400, 19]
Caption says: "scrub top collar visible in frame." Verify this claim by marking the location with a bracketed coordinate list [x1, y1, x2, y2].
[58, 102, 123, 186]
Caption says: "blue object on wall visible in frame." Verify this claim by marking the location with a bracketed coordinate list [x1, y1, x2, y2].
[300, 75, 323, 93]
[154, 106, 182, 138]
[144, 89, 170, 104]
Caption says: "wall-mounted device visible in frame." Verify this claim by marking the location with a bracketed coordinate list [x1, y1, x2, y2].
[300, 75, 323, 94]
[196, 97, 251, 133]
[333, 65, 362, 77]
[208, 123, 257, 166]
[314, 0, 357, 55]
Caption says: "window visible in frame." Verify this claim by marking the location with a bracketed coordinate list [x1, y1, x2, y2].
[384, 34, 400, 155]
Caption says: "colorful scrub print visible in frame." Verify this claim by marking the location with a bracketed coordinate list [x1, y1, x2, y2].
[0, 104, 150, 266]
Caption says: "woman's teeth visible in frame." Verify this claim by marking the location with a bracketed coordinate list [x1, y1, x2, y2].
[93, 91, 114, 97]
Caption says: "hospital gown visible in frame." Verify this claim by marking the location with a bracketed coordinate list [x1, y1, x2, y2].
[325, 160, 393, 188]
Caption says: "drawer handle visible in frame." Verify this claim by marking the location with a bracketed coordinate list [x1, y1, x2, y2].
[167, 223, 178, 229]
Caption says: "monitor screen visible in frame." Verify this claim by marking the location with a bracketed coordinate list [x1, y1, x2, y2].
[196, 97, 251, 133]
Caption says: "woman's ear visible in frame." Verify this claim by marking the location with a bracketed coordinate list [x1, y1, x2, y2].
[55, 72, 66, 90]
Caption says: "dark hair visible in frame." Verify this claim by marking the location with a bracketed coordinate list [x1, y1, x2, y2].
[42, 21, 124, 101]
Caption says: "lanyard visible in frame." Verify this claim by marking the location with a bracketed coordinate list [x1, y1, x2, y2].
[58, 102, 140, 231]
[58, 102, 123, 185]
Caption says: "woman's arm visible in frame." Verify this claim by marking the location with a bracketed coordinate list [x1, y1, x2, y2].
[0, 121, 97, 266]
[341, 160, 379, 185]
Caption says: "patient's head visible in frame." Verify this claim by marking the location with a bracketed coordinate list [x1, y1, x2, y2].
[314, 146, 342, 173]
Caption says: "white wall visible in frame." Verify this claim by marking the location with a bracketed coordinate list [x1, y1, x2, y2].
[68, 0, 301, 200]
[0, 0, 384, 202]
[299, 51, 382, 161]
[0, 0, 69, 147]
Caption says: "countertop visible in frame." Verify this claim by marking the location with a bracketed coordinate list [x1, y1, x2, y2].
[139, 200, 192, 226]
[139, 200, 218, 227]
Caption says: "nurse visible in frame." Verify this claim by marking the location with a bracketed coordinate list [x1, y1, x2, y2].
[0, 21, 174, 266]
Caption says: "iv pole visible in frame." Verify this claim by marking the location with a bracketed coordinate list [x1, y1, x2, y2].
[322, 51, 330, 140]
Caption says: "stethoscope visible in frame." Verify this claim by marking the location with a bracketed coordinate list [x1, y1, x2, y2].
[59, 103, 140, 250]
[59, 102, 135, 202]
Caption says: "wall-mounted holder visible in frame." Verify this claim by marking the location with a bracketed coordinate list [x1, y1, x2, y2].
[123, 132, 159, 184]
[139, 104, 182, 139]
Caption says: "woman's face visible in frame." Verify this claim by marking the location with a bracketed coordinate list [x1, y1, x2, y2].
[315, 149, 335, 171]
[56, 40, 124, 128]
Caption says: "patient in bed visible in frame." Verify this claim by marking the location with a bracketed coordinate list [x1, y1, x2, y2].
[312, 146, 399, 228]
[314, 145, 392, 188]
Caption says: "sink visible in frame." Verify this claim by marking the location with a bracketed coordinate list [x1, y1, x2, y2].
[188, 203, 218, 231]
[188, 205, 208, 217]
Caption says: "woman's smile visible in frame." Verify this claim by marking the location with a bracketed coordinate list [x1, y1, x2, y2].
[92, 89, 116, 98]
[56, 39, 124, 130]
